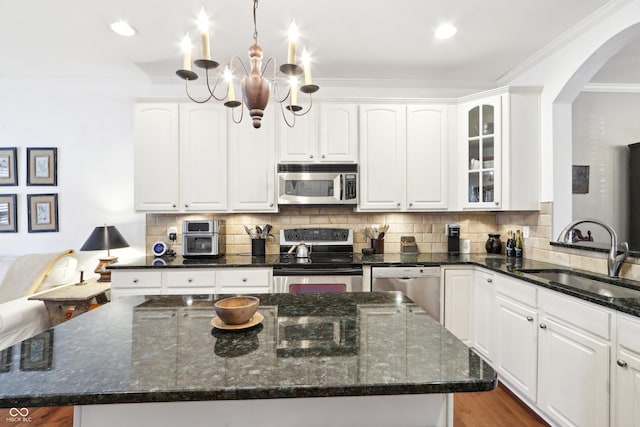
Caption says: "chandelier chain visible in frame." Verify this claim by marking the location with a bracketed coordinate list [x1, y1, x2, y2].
[252, 0, 259, 44]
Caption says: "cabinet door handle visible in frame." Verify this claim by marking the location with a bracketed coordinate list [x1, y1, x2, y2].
[185, 203, 189, 208]
[526, 316, 534, 322]
[397, 202, 401, 207]
[172, 203, 177, 208]
[269, 202, 274, 207]
[310, 154, 314, 159]
[321, 154, 326, 159]
[409, 202, 413, 207]
[495, 201, 499, 206]
[539, 323, 547, 330]
[617, 359, 628, 368]
[486, 278, 493, 283]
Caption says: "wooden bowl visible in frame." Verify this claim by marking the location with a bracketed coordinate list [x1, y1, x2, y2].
[214, 296, 260, 325]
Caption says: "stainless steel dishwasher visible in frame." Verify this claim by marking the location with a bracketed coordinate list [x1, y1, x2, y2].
[372, 266, 441, 321]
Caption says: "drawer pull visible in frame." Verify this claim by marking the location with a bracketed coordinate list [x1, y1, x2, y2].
[526, 316, 534, 322]
[617, 359, 628, 368]
[133, 278, 139, 284]
[242, 278, 248, 282]
[188, 278, 193, 283]
[539, 323, 547, 330]
[486, 278, 493, 283]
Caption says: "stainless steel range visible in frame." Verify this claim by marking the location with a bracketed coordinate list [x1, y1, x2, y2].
[273, 227, 364, 293]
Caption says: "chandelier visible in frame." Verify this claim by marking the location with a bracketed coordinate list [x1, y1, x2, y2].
[175, 0, 319, 129]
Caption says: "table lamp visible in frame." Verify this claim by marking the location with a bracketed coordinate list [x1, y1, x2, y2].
[80, 225, 129, 282]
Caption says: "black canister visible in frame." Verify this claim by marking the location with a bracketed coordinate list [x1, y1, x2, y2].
[485, 233, 502, 254]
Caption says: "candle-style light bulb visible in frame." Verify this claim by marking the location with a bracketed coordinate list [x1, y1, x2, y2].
[289, 76, 298, 105]
[181, 33, 192, 71]
[224, 66, 235, 102]
[301, 47, 312, 85]
[287, 20, 298, 64]
[198, 7, 211, 60]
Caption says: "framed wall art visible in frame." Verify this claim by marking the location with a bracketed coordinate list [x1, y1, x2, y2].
[0, 147, 18, 186]
[27, 147, 57, 186]
[20, 330, 54, 371]
[0, 194, 17, 233]
[572, 165, 590, 194]
[27, 193, 58, 233]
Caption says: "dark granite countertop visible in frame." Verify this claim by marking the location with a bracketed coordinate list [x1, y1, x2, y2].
[110, 253, 640, 317]
[0, 292, 496, 408]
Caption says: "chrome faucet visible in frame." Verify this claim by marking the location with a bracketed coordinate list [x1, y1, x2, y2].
[557, 218, 629, 278]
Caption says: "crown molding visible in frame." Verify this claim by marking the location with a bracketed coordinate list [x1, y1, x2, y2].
[582, 82, 640, 92]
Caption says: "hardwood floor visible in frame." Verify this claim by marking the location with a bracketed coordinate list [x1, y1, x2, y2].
[454, 382, 550, 427]
[0, 406, 73, 427]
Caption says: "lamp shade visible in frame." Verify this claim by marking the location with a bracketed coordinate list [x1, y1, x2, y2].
[80, 226, 129, 252]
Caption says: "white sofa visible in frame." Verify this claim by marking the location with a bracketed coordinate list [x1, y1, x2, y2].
[0, 250, 79, 349]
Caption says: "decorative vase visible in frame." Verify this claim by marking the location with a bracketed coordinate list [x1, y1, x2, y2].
[485, 233, 502, 254]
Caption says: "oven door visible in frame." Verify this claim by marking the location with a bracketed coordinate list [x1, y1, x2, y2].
[273, 268, 364, 293]
[278, 172, 343, 205]
[183, 234, 217, 257]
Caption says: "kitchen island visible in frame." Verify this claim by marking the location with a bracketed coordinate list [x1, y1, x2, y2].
[0, 292, 496, 427]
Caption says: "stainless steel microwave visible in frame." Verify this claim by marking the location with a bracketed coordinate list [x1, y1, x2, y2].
[277, 164, 358, 205]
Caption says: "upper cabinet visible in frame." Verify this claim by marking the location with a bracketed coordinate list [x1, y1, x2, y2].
[359, 104, 450, 211]
[278, 103, 357, 163]
[134, 103, 228, 212]
[406, 105, 449, 210]
[134, 103, 181, 211]
[458, 87, 540, 211]
[228, 110, 277, 212]
[359, 104, 407, 210]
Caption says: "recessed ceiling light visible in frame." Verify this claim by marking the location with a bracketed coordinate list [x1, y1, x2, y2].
[435, 23, 457, 40]
[110, 20, 137, 37]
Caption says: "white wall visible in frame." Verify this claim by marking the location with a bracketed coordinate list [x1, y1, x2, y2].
[505, 0, 640, 236]
[0, 78, 149, 273]
[572, 92, 640, 242]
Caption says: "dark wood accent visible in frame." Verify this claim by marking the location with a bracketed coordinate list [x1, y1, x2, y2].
[454, 382, 550, 427]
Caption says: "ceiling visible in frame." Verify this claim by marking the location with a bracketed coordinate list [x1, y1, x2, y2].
[0, 0, 632, 87]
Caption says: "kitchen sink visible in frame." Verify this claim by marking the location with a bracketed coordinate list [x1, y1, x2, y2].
[517, 269, 640, 300]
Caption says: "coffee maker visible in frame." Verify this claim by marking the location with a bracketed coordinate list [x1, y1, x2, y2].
[446, 224, 460, 255]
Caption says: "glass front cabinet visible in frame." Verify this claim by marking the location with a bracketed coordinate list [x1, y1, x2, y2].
[460, 95, 502, 209]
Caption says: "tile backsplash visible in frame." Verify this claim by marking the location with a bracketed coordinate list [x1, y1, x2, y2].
[146, 202, 640, 281]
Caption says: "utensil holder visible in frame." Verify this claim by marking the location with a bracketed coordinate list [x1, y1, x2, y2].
[371, 238, 384, 254]
[251, 239, 265, 257]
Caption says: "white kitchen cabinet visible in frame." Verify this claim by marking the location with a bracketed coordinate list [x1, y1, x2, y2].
[406, 105, 449, 210]
[228, 110, 277, 211]
[359, 104, 450, 211]
[537, 289, 611, 427]
[164, 269, 216, 295]
[457, 87, 540, 211]
[217, 268, 272, 294]
[359, 104, 406, 210]
[473, 269, 496, 362]
[111, 267, 273, 298]
[614, 313, 640, 427]
[277, 107, 317, 162]
[179, 104, 227, 211]
[495, 275, 538, 402]
[134, 103, 228, 212]
[278, 103, 357, 163]
[443, 268, 474, 346]
[134, 104, 180, 211]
